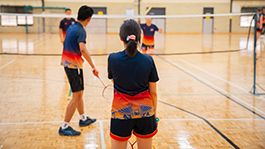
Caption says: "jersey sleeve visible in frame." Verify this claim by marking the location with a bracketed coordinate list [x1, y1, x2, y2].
[149, 57, 159, 82]
[154, 24, 159, 31]
[108, 55, 113, 79]
[77, 29, 87, 44]
[59, 20, 64, 29]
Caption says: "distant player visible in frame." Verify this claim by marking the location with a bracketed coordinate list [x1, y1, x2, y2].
[59, 5, 98, 136]
[59, 8, 75, 98]
[140, 17, 162, 53]
[261, 7, 265, 35]
[256, 8, 262, 37]
[59, 8, 76, 44]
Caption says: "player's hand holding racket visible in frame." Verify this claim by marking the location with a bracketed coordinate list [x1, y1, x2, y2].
[92, 67, 99, 78]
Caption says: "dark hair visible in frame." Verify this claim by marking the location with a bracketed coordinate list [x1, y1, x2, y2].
[119, 19, 141, 57]
[65, 8, 71, 12]
[77, 5, 94, 21]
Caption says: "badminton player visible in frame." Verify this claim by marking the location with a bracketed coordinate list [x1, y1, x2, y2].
[261, 7, 265, 35]
[59, 5, 98, 136]
[108, 19, 159, 149]
[256, 8, 262, 37]
[59, 8, 75, 44]
[140, 17, 162, 53]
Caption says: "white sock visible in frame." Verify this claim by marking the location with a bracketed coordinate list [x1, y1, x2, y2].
[80, 114, 87, 121]
[61, 122, 69, 129]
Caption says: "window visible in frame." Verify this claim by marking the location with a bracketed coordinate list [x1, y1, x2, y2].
[1, 15, 17, 26]
[240, 7, 264, 28]
[240, 16, 254, 27]
[0, 5, 33, 26]
[17, 15, 33, 25]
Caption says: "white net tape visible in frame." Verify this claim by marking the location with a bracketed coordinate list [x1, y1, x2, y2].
[0, 12, 254, 19]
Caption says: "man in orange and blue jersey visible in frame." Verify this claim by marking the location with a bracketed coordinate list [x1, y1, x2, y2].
[59, 5, 99, 136]
[140, 17, 162, 53]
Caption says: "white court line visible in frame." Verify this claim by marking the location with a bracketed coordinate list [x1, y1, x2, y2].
[0, 118, 264, 126]
[0, 59, 15, 70]
[179, 59, 252, 94]
[84, 144, 98, 149]
[179, 59, 265, 101]
[99, 120, 106, 149]
[160, 58, 265, 116]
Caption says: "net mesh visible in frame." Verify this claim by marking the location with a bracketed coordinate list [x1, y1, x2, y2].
[0, 12, 260, 56]
[0, 12, 264, 94]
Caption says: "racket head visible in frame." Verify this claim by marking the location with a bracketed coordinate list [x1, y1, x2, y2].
[102, 84, 114, 100]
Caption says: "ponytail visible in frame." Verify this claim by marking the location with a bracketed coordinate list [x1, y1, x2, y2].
[125, 35, 137, 57]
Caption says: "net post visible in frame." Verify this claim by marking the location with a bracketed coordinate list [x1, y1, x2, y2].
[251, 13, 257, 95]
[25, 16, 29, 34]
[229, 0, 233, 32]
[41, 0, 45, 33]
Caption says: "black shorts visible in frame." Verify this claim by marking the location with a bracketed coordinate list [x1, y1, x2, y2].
[110, 115, 157, 141]
[64, 67, 84, 92]
[141, 43, 155, 50]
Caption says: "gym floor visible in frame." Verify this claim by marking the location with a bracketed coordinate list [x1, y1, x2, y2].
[0, 33, 264, 148]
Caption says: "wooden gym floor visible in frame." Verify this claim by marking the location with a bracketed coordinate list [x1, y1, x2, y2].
[0, 33, 264, 149]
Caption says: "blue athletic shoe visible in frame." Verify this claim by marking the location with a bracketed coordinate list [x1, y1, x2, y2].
[79, 116, 96, 127]
[58, 126, 81, 136]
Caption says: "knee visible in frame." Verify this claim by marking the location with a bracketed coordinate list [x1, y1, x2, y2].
[72, 91, 83, 100]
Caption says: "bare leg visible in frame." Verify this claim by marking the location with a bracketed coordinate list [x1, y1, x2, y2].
[64, 91, 82, 122]
[76, 91, 84, 115]
[111, 138, 127, 149]
[137, 137, 152, 149]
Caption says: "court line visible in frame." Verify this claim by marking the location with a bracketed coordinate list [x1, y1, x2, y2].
[0, 118, 263, 126]
[0, 75, 103, 88]
[99, 120, 106, 149]
[158, 100, 240, 149]
[84, 144, 98, 149]
[158, 56, 265, 119]
[0, 74, 250, 97]
[0, 49, 241, 57]
[0, 59, 15, 70]
[178, 59, 254, 94]
[179, 59, 265, 100]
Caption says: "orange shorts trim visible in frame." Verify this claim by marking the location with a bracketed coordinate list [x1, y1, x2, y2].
[110, 132, 131, 141]
[133, 129, 158, 139]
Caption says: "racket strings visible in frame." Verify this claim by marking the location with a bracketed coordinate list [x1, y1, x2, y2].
[102, 84, 113, 99]
[97, 77, 113, 100]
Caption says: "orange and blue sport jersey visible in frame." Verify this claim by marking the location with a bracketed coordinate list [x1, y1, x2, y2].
[59, 18, 76, 38]
[140, 24, 159, 46]
[108, 50, 159, 119]
[61, 22, 86, 69]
